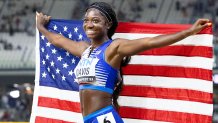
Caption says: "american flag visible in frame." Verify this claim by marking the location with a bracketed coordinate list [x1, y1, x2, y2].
[30, 20, 213, 123]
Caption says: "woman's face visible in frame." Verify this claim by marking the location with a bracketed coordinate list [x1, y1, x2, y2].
[83, 8, 109, 40]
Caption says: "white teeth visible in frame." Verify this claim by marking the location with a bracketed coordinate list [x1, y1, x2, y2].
[86, 30, 95, 34]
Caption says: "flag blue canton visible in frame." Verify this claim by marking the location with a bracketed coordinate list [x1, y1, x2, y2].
[39, 19, 90, 91]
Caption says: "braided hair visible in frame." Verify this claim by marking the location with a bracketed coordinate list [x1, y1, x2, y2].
[86, 2, 118, 39]
[86, 2, 131, 111]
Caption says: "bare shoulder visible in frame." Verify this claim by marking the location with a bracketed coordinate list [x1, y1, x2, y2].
[112, 38, 129, 43]
[109, 38, 129, 48]
[106, 38, 129, 57]
[105, 38, 127, 68]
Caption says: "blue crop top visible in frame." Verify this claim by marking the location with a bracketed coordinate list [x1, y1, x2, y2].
[74, 40, 119, 94]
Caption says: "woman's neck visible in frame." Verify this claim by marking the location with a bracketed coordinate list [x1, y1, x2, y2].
[90, 37, 109, 48]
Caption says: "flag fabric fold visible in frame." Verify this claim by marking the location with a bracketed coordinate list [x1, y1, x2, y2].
[30, 19, 213, 123]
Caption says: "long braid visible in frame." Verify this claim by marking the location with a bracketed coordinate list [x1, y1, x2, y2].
[112, 79, 123, 111]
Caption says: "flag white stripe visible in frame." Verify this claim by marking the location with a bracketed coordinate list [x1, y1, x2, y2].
[130, 55, 212, 70]
[123, 75, 212, 93]
[123, 118, 172, 123]
[119, 96, 213, 116]
[113, 33, 213, 47]
[36, 106, 83, 123]
[38, 86, 80, 102]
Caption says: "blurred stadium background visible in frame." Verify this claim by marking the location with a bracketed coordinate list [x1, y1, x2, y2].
[0, 0, 217, 122]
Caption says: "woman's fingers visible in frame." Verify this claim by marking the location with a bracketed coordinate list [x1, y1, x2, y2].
[189, 18, 211, 35]
[200, 19, 212, 29]
[36, 12, 51, 26]
[197, 19, 211, 27]
[207, 22, 212, 26]
[36, 12, 50, 19]
[199, 19, 211, 27]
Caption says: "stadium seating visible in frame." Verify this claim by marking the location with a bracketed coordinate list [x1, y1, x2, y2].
[0, 33, 35, 69]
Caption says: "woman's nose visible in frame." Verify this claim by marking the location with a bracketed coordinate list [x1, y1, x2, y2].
[86, 21, 94, 28]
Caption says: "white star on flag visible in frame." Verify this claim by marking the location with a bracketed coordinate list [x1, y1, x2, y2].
[63, 63, 69, 68]
[47, 67, 50, 72]
[56, 68, 60, 74]
[46, 42, 51, 47]
[41, 47, 45, 52]
[41, 35, 45, 40]
[52, 49, 57, 54]
[68, 33, 72, 38]
[42, 72, 47, 78]
[74, 27, 78, 32]
[50, 61, 55, 67]
[71, 58, 76, 64]
[57, 56, 63, 61]
[64, 26, 68, 31]
[42, 59, 46, 65]
[62, 75, 66, 81]
[79, 34, 83, 40]
[66, 51, 70, 56]
[45, 54, 50, 60]
[52, 74, 55, 79]
[53, 25, 57, 30]
[68, 70, 74, 76]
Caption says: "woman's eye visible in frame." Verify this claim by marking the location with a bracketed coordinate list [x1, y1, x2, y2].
[83, 19, 88, 23]
[92, 19, 99, 23]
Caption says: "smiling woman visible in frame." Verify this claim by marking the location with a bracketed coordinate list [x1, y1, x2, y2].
[36, 1, 211, 123]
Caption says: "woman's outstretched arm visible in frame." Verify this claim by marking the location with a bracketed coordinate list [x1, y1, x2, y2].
[36, 12, 89, 57]
[113, 19, 211, 56]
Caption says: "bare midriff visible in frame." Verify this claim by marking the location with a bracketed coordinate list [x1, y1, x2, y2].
[79, 87, 112, 117]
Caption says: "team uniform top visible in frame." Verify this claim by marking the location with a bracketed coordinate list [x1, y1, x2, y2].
[74, 40, 119, 94]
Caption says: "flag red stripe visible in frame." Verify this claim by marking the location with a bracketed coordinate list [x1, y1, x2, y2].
[38, 96, 81, 112]
[116, 22, 213, 34]
[35, 116, 74, 123]
[122, 65, 212, 81]
[139, 46, 212, 58]
[119, 106, 212, 123]
[121, 85, 212, 104]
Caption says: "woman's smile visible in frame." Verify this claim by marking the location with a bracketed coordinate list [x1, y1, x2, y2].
[86, 30, 96, 35]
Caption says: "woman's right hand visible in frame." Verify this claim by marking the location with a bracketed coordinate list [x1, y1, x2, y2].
[187, 19, 211, 35]
[36, 12, 51, 29]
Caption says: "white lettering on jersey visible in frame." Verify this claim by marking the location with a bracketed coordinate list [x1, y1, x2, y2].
[74, 58, 99, 82]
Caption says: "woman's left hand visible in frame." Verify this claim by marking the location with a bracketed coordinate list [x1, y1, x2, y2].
[188, 19, 211, 35]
